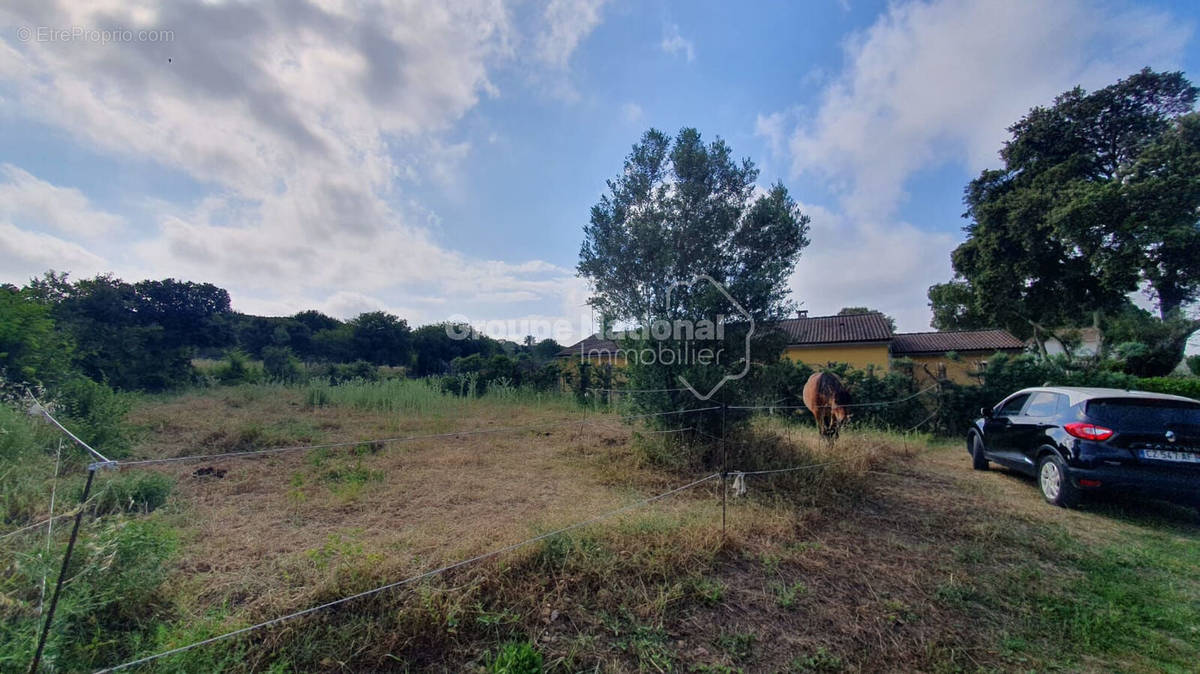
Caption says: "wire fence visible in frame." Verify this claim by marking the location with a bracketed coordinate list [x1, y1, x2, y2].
[14, 383, 942, 673]
[92, 473, 721, 673]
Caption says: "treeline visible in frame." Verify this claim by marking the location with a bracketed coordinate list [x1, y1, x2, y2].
[1, 272, 565, 395]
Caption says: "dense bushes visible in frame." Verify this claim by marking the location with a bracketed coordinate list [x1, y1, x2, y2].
[766, 352, 1199, 438]
[1136, 376, 1200, 400]
[439, 353, 563, 397]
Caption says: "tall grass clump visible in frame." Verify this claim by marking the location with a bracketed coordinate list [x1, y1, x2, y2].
[0, 517, 178, 671]
[307, 377, 457, 414]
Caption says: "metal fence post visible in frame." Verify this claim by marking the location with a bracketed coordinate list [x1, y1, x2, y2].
[29, 468, 96, 673]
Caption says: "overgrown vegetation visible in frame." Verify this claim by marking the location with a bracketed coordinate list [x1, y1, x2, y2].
[2, 376, 1197, 672]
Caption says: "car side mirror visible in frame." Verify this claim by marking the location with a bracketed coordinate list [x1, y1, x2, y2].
[980, 406, 993, 419]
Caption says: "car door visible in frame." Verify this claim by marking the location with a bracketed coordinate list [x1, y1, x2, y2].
[1004, 391, 1065, 474]
[983, 392, 1031, 468]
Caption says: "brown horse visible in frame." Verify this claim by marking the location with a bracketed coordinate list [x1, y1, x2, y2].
[802, 372, 852, 441]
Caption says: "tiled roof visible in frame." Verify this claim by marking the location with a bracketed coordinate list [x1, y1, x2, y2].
[776, 313, 893, 345]
[891, 329, 1025, 355]
[556, 334, 619, 357]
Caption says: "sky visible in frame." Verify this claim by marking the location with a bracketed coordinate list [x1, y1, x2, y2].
[2, 0, 1199, 347]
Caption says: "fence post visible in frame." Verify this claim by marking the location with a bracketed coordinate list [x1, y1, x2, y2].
[29, 467, 96, 673]
[720, 402, 727, 539]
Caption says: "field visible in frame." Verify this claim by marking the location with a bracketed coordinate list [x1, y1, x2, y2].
[4, 381, 1200, 672]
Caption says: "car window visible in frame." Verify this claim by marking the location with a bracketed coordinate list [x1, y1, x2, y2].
[1022, 392, 1064, 417]
[1086, 399, 1200, 428]
[996, 393, 1030, 417]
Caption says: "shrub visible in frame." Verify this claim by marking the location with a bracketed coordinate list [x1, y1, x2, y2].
[54, 376, 134, 457]
[488, 641, 543, 674]
[332, 360, 379, 384]
[88, 472, 174, 515]
[0, 518, 177, 670]
[1186, 354, 1200, 376]
[1135, 377, 1200, 401]
[214, 350, 260, 385]
[262, 345, 304, 383]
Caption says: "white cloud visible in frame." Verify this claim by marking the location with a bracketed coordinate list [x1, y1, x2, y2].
[760, 0, 1192, 330]
[535, 0, 607, 69]
[661, 23, 695, 62]
[529, 0, 608, 101]
[0, 0, 605, 327]
[0, 164, 124, 236]
[0, 222, 110, 283]
[621, 102, 644, 123]
[773, 0, 1190, 222]
[788, 203, 954, 331]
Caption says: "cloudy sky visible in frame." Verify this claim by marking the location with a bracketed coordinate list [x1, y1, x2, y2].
[2, 0, 1198, 343]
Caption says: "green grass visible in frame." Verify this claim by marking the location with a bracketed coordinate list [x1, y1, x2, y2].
[488, 640, 543, 673]
[305, 377, 577, 416]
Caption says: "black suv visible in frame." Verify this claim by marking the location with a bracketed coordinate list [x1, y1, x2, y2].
[967, 386, 1200, 507]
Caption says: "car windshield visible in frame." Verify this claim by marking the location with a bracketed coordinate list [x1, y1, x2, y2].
[1085, 398, 1200, 429]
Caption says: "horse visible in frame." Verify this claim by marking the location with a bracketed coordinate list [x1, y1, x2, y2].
[802, 372, 852, 442]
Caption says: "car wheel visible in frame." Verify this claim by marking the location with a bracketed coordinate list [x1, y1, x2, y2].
[970, 434, 989, 471]
[1037, 452, 1080, 508]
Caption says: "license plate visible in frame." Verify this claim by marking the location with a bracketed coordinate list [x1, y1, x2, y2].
[1139, 449, 1200, 463]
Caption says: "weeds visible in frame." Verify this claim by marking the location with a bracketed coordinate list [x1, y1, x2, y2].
[488, 640, 543, 673]
[773, 580, 807, 609]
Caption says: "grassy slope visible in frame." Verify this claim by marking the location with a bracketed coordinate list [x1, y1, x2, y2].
[5, 383, 1198, 672]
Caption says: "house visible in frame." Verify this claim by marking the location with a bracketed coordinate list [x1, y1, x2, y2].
[890, 329, 1026, 384]
[1034, 326, 1103, 358]
[557, 311, 1026, 383]
[776, 312, 892, 369]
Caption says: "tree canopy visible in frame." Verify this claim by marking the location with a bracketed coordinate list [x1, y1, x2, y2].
[579, 128, 810, 448]
[837, 307, 897, 332]
[580, 128, 810, 327]
[928, 69, 1200, 372]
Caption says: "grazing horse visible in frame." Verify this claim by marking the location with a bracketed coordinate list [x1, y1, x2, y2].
[802, 372, 852, 442]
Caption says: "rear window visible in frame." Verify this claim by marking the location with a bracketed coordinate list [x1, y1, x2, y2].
[1085, 398, 1200, 427]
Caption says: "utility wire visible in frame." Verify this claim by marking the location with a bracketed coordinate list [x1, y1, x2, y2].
[26, 393, 110, 464]
[92, 473, 720, 673]
[727, 384, 938, 411]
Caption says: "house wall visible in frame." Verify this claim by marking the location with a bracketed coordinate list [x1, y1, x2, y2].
[783, 343, 890, 370]
[902, 350, 1023, 385]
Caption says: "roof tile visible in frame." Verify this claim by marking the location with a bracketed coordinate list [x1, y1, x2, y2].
[891, 330, 1025, 355]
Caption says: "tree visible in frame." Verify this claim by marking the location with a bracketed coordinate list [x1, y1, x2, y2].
[580, 128, 809, 326]
[0, 285, 73, 387]
[348, 311, 412, 366]
[837, 307, 896, 332]
[133, 278, 232, 349]
[928, 69, 1200, 368]
[578, 128, 809, 451]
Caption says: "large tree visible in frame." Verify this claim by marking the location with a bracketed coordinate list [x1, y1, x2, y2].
[928, 69, 1200, 370]
[578, 128, 809, 451]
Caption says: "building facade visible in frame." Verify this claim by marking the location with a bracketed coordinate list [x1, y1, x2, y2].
[558, 311, 1026, 383]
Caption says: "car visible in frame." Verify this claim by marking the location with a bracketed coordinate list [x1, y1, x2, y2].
[966, 386, 1200, 507]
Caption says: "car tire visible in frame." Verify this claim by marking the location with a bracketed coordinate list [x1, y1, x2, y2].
[970, 433, 990, 471]
[1037, 452, 1080, 508]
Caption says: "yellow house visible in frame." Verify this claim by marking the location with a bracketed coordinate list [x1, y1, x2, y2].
[557, 311, 1026, 383]
[778, 312, 892, 369]
[889, 329, 1026, 384]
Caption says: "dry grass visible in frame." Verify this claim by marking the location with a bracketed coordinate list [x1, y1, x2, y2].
[107, 387, 1199, 672]
[114, 386, 922, 671]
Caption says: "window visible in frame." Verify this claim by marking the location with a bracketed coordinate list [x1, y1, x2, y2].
[1023, 391, 1064, 417]
[1086, 399, 1200, 428]
[996, 393, 1030, 417]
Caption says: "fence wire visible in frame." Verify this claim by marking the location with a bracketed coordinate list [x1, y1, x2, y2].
[92, 473, 720, 673]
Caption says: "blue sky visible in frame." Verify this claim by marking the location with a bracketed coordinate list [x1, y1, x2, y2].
[2, 0, 1199, 347]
